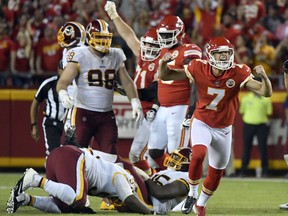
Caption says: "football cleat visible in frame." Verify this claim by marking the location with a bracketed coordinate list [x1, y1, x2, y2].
[18, 168, 40, 192]
[181, 196, 197, 214]
[193, 203, 206, 216]
[100, 198, 115, 210]
[6, 190, 25, 213]
[279, 203, 288, 210]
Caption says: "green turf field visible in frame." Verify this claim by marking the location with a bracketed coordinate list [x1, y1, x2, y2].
[0, 172, 288, 216]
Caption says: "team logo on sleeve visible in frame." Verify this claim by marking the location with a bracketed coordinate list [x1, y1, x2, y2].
[148, 63, 155, 71]
[226, 79, 235, 88]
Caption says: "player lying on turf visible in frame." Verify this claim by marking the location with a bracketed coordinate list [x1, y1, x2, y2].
[6, 145, 191, 214]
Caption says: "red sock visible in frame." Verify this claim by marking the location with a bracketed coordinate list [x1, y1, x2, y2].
[203, 166, 224, 195]
[188, 145, 207, 181]
[154, 153, 169, 170]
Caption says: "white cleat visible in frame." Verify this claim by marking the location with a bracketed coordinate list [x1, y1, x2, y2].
[21, 168, 40, 191]
[279, 203, 288, 210]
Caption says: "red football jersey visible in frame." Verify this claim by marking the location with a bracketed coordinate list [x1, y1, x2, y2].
[158, 43, 202, 107]
[134, 57, 159, 112]
[186, 59, 252, 128]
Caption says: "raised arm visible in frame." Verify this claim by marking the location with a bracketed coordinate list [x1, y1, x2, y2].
[158, 52, 187, 81]
[105, 1, 140, 56]
[245, 65, 273, 97]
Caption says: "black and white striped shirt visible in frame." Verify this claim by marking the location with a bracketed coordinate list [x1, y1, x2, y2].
[35, 76, 66, 121]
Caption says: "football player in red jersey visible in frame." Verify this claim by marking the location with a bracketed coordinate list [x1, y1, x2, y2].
[105, 1, 162, 174]
[148, 15, 201, 170]
[159, 36, 272, 216]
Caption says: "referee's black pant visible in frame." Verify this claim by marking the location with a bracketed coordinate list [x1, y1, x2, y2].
[240, 123, 269, 176]
[43, 117, 64, 158]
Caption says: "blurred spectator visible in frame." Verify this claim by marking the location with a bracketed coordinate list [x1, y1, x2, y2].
[0, 20, 14, 87]
[274, 38, 288, 73]
[275, 7, 288, 42]
[34, 23, 62, 86]
[234, 35, 253, 67]
[262, 3, 283, 34]
[221, 11, 242, 45]
[253, 33, 275, 76]
[10, 31, 34, 88]
[192, 0, 223, 46]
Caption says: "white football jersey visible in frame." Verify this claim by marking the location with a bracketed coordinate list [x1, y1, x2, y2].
[150, 169, 189, 214]
[66, 46, 126, 112]
[81, 149, 135, 202]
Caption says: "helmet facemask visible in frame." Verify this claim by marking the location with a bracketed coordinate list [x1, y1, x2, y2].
[207, 47, 234, 70]
[140, 36, 161, 61]
[157, 28, 182, 48]
[163, 148, 191, 172]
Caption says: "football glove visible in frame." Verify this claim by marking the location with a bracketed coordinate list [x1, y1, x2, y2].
[146, 104, 159, 122]
[59, 89, 74, 109]
[104, 1, 119, 20]
[283, 60, 288, 74]
[182, 105, 195, 129]
[131, 98, 144, 123]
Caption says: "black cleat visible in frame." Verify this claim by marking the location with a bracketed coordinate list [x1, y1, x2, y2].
[181, 196, 197, 214]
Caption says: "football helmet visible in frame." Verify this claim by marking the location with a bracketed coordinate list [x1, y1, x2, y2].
[86, 19, 113, 53]
[57, 22, 86, 48]
[163, 147, 192, 172]
[205, 37, 234, 70]
[140, 27, 161, 61]
[156, 15, 185, 48]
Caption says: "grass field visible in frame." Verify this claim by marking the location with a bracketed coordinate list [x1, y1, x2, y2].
[0, 172, 288, 216]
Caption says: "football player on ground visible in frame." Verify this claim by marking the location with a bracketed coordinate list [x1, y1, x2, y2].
[159, 36, 272, 216]
[56, 19, 143, 154]
[6, 145, 153, 214]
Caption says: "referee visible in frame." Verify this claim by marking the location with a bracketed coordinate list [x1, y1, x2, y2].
[30, 75, 66, 159]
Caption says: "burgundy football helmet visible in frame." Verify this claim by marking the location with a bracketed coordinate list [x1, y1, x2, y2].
[57, 21, 86, 48]
[86, 19, 113, 53]
[156, 15, 185, 48]
[205, 37, 234, 70]
[140, 27, 161, 61]
[163, 147, 192, 171]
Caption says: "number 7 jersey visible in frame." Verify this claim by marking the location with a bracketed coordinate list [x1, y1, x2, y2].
[185, 59, 253, 128]
[66, 46, 126, 112]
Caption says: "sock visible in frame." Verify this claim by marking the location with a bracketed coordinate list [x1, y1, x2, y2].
[197, 191, 210, 207]
[33, 196, 61, 213]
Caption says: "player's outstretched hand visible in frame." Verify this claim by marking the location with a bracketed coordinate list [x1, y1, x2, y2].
[131, 98, 144, 123]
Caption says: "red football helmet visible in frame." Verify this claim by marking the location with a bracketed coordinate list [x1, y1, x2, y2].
[86, 19, 113, 53]
[156, 15, 185, 48]
[163, 147, 192, 172]
[57, 22, 86, 48]
[205, 37, 234, 70]
[140, 27, 161, 61]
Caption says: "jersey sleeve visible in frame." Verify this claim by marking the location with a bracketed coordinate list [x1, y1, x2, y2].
[114, 48, 127, 71]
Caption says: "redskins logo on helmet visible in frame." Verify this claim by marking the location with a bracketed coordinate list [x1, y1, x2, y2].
[140, 27, 161, 61]
[163, 147, 192, 172]
[86, 19, 113, 53]
[205, 36, 234, 71]
[57, 22, 86, 48]
[156, 15, 185, 48]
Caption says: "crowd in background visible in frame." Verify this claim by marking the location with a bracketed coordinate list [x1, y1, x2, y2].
[0, 0, 287, 89]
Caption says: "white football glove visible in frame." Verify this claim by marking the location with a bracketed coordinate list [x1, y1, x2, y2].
[131, 98, 144, 123]
[58, 89, 74, 109]
[104, 1, 119, 20]
[146, 104, 159, 122]
[181, 105, 195, 130]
